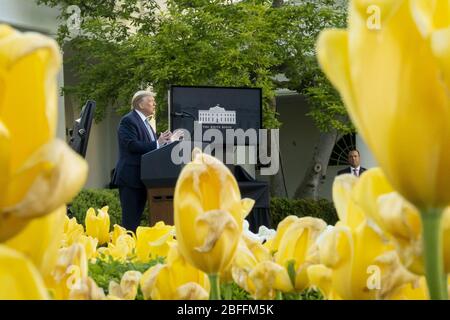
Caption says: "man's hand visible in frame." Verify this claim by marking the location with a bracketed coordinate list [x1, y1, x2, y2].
[157, 130, 172, 145]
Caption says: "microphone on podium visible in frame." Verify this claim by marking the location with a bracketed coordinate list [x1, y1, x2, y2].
[171, 111, 196, 120]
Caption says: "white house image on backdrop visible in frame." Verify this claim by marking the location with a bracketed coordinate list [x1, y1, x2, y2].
[198, 105, 236, 124]
[1, 0, 378, 200]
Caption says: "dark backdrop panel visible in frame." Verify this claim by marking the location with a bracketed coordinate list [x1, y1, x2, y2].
[169, 86, 261, 145]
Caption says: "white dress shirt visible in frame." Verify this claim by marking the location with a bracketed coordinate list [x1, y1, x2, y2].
[135, 109, 159, 148]
[351, 166, 361, 177]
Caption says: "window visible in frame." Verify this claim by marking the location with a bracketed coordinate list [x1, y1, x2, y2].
[328, 133, 356, 166]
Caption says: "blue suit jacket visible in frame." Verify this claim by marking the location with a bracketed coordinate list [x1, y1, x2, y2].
[113, 110, 158, 188]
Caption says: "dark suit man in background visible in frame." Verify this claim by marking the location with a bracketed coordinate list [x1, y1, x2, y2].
[112, 90, 172, 231]
[337, 149, 367, 177]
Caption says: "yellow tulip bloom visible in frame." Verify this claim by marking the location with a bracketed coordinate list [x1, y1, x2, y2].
[135, 221, 175, 262]
[349, 168, 450, 275]
[5, 206, 65, 280]
[98, 233, 135, 262]
[274, 217, 327, 291]
[68, 277, 105, 300]
[387, 277, 429, 300]
[306, 264, 342, 300]
[316, 0, 450, 209]
[76, 235, 98, 261]
[108, 271, 142, 300]
[85, 206, 110, 245]
[174, 149, 255, 275]
[61, 215, 85, 247]
[140, 244, 210, 300]
[264, 215, 299, 254]
[110, 224, 130, 245]
[231, 237, 292, 299]
[318, 221, 420, 300]
[0, 25, 88, 241]
[245, 261, 293, 300]
[333, 174, 365, 229]
[47, 243, 88, 300]
[0, 244, 49, 299]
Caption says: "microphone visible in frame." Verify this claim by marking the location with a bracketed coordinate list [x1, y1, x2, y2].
[171, 111, 196, 120]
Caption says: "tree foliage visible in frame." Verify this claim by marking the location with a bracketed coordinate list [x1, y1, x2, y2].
[37, 0, 350, 133]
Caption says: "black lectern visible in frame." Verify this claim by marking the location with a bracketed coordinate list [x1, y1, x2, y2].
[140, 141, 271, 231]
[141, 141, 188, 188]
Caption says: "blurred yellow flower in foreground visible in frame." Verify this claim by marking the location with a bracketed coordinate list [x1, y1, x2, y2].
[349, 168, 450, 275]
[85, 206, 110, 245]
[0, 245, 49, 299]
[0, 25, 87, 241]
[174, 148, 254, 275]
[5, 207, 65, 280]
[319, 174, 423, 299]
[316, 0, 450, 209]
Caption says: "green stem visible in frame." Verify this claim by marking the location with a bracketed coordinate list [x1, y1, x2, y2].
[420, 208, 448, 300]
[275, 291, 283, 300]
[208, 274, 221, 300]
[223, 282, 233, 300]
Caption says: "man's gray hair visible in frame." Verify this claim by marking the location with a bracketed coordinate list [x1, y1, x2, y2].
[131, 90, 155, 110]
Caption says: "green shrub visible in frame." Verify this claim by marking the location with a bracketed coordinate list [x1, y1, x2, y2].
[270, 197, 338, 228]
[69, 188, 148, 227]
[88, 256, 164, 299]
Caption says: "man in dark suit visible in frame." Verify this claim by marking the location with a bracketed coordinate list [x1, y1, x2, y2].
[112, 91, 172, 231]
[337, 149, 367, 177]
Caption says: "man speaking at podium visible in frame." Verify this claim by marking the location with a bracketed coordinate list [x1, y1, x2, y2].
[112, 90, 172, 231]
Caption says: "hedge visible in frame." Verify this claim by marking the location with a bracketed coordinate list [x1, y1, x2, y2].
[69, 189, 148, 227]
[270, 197, 338, 227]
[70, 189, 337, 228]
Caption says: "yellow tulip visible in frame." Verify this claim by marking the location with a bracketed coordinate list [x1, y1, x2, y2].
[385, 276, 450, 300]
[110, 224, 131, 245]
[349, 168, 450, 275]
[306, 264, 341, 300]
[5, 206, 65, 280]
[47, 243, 88, 300]
[333, 174, 365, 229]
[274, 217, 327, 291]
[387, 277, 429, 300]
[0, 25, 88, 241]
[85, 206, 110, 245]
[108, 271, 142, 300]
[135, 221, 175, 262]
[264, 215, 299, 254]
[245, 261, 293, 300]
[174, 149, 255, 276]
[61, 215, 85, 247]
[318, 221, 420, 300]
[76, 235, 98, 260]
[68, 277, 105, 300]
[140, 244, 210, 300]
[0, 244, 49, 299]
[98, 233, 135, 262]
[231, 237, 292, 299]
[316, 0, 450, 209]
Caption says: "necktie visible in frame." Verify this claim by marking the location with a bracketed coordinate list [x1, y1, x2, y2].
[144, 118, 156, 141]
[353, 168, 358, 177]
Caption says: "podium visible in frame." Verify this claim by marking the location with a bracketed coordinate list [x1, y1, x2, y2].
[141, 141, 271, 231]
